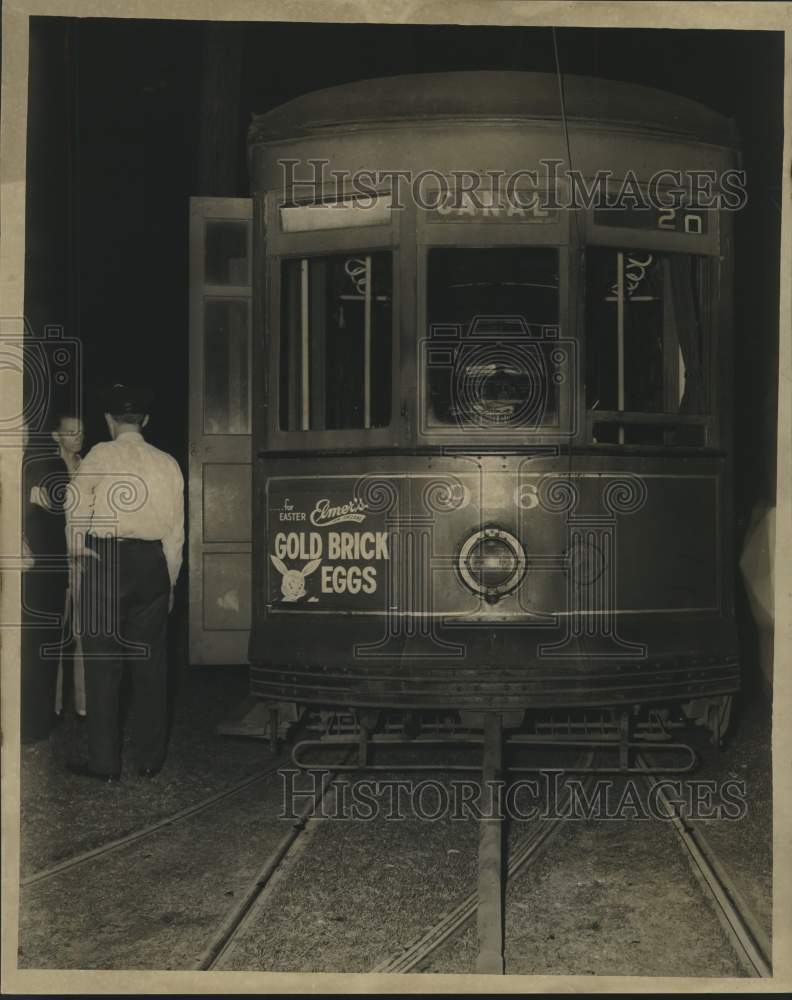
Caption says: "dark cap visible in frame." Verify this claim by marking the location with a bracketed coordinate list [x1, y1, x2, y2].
[102, 381, 153, 416]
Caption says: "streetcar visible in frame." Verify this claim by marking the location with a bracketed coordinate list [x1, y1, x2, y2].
[190, 71, 741, 756]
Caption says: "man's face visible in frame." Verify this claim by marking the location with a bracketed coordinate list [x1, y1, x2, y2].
[54, 417, 84, 454]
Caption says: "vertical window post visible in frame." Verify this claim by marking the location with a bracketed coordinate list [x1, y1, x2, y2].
[279, 251, 392, 433]
[616, 250, 625, 444]
[300, 258, 310, 431]
[363, 254, 372, 430]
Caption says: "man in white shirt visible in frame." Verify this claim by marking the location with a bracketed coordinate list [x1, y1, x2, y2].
[67, 383, 184, 782]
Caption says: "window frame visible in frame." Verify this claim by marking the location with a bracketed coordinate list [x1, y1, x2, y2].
[583, 207, 722, 451]
[256, 183, 726, 455]
[278, 250, 395, 435]
[200, 214, 253, 438]
[263, 186, 401, 451]
[414, 190, 577, 446]
[202, 296, 253, 437]
[266, 246, 400, 452]
[418, 242, 574, 442]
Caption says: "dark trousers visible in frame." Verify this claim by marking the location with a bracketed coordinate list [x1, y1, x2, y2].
[80, 538, 170, 775]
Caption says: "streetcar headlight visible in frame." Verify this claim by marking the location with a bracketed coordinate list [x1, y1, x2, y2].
[458, 527, 526, 601]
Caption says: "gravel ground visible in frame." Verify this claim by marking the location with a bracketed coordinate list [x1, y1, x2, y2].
[216, 768, 480, 973]
[685, 692, 773, 940]
[15, 665, 773, 976]
[425, 811, 747, 977]
[19, 662, 271, 878]
[19, 774, 303, 969]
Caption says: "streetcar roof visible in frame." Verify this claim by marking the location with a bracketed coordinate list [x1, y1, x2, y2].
[249, 71, 738, 148]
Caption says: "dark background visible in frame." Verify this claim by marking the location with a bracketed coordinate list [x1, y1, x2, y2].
[24, 18, 784, 685]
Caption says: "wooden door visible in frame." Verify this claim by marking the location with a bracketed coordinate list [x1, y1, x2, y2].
[188, 197, 253, 664]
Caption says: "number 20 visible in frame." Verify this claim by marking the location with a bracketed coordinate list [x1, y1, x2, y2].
[658, 209, 703, 234]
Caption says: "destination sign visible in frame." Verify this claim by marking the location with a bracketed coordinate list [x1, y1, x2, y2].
[279, 195, 392, 233]
[593, 205, 710, 235]
[426, 189, 559, 223]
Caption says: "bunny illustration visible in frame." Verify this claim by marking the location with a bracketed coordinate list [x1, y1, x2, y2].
[270, 555, 321, 602]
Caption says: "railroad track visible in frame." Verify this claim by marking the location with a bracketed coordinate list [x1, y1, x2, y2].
[20, 741, 771, 978]
[371, 750, 771, 977]
[635, 752, 772, 979]
[20, 745, 354, 971]
[199, 743, 601, 973]
[373, 756, 595, 974]
[197, 757, 352, 971]
[197, 744, 490, 971]
[20, 757, 292, 888]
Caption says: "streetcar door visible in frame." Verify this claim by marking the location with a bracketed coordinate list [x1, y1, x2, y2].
[188, 197, 253, 665]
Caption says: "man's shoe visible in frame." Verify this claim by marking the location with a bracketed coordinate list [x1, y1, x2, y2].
[67, 761, 121, 784]
[138, 765, 162, 779]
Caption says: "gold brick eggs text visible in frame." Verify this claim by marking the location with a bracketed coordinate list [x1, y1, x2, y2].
[273, 530, 390, 595]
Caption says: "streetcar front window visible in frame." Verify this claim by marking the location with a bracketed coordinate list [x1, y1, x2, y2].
[424, 247, 561, 431]
[586, 248, 710, 445]
[279, 252, 393, 431]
